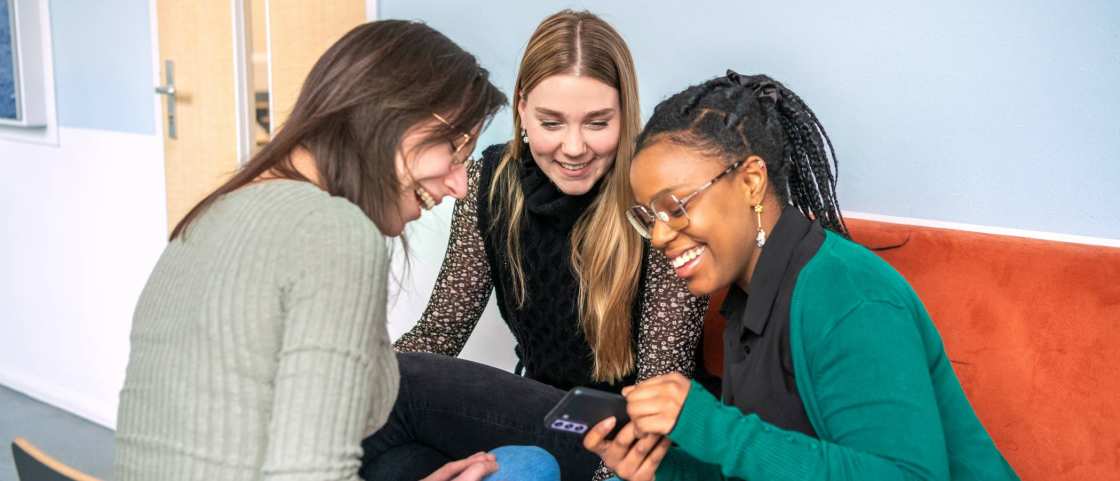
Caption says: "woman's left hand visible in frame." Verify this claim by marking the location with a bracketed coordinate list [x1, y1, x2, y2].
[623, 372, 692, 437]
[583, 418, 671, 481]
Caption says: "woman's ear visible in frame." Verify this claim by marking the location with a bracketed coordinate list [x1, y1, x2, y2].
[394, 145, 415, 189]
[516, 93, 528, 126]
[738, 155, 768, 205]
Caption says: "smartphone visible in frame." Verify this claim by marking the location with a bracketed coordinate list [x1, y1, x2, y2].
[543, 386, 630, 440]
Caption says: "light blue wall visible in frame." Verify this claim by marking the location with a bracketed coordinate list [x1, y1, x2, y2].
[50, 0, 154, 134]
[383, 0, 1120, 240]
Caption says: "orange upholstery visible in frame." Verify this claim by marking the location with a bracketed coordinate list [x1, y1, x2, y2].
[699, 218, 1120, 480]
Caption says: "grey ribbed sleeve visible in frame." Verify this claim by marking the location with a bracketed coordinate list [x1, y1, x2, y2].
[114, 180, 399, 481]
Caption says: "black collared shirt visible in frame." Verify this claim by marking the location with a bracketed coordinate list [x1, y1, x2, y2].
[720, 206, 822, 438]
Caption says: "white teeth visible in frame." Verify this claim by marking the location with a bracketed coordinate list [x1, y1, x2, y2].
[415, 187, 436, 210]
[558, 160, 591, 171]
[670, 246, 706, 269]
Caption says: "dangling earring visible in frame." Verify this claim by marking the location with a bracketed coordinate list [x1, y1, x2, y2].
[520, 128, 529, 144]
[754, 203, 766, 247]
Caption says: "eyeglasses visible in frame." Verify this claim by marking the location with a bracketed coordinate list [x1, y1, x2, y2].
[626, 158, 746, 239]
[431, 113, 474, 165]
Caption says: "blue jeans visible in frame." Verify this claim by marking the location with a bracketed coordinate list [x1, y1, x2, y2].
[484, 445, 560, 481]
[360, 353, 600, 480]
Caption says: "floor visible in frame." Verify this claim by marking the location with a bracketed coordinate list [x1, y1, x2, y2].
[0, 385, 114, 481]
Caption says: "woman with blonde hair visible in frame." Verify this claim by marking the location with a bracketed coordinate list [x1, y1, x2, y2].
[361, 9, 706, 481]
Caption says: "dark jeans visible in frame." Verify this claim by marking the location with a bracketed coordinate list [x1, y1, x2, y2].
[360, 352, 600, 481]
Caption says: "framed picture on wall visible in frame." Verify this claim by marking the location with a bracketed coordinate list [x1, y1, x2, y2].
[0, 0, 47, 127]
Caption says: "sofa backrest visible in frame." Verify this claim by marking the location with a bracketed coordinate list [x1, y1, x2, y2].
[699, 218, 1120, 480]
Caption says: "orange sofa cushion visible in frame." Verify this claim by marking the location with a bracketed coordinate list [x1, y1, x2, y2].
[699, 218, 1120, 480]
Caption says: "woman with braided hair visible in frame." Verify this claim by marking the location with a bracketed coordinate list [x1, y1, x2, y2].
[582, 71, 1018, 481]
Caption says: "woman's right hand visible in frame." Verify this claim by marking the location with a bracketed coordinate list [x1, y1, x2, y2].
[420, 452, 499, 481]
[583, 417, 671, 481]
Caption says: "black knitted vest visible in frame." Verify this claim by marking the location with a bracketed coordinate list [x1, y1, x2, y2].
[476, 144, 638, 393]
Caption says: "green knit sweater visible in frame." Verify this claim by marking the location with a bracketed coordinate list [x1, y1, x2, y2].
[655, 231, 1018, 481]
[114, 180, 399, 481]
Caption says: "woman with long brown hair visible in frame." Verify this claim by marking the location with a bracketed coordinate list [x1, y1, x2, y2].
[361, 10, 706, 481]
[113, 20, 517, 481]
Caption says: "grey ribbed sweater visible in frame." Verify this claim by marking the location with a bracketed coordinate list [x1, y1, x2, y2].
[114, 180, 399, 481]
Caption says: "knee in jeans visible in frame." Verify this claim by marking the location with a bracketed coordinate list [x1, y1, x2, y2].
[397, 352, 461, 383]
[484, 445, 560, 481]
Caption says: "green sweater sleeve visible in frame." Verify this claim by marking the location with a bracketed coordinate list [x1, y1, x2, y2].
[649, 446, 724, 481]
[660, 300, 950, 481]
[260, 205, 398, 480]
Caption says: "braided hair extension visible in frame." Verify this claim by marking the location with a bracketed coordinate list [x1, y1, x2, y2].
[638, 70, 848, 236]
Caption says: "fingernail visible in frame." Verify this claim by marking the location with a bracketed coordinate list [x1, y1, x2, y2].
[600, 417, 616, 432]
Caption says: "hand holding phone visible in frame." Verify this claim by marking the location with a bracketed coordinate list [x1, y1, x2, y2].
[543, 386, 630, 440]
[619, 372, 691, 437]
[582, 415, 671, 481]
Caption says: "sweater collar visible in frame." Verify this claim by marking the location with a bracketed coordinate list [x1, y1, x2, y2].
[519, 154, 602, 225]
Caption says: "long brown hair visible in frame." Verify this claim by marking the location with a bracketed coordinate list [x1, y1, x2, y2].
[172, 20, 506, 240]
[489, 10, 642, 383]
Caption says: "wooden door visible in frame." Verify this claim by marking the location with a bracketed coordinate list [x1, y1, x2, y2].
[268, 1, 366, 128]
[155, 0, 241, 231]
[155, 1, 365, 231]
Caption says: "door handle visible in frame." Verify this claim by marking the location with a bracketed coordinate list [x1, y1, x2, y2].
[155, 60, 177, 139]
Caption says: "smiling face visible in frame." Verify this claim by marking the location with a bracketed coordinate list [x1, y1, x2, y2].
[382, 118, 480, 237]
[630, 140, 770, 296]
[517, 74, 621, 195]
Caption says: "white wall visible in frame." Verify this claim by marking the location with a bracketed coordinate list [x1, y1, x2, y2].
[0, 0, 166, 429]
[385, 204, 519, 372]
[0, 128, 167, 429]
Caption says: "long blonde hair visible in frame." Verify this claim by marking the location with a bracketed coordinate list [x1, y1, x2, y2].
[488, 10, 642, 383]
